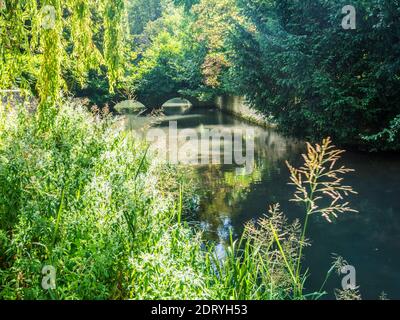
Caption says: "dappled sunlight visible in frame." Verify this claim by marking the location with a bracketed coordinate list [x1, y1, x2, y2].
[2, 0, 399, 302]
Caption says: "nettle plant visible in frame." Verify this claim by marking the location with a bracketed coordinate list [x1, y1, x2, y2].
[240, 138, 358, 299]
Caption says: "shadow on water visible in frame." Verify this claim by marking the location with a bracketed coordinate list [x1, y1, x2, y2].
[126, 105, 400, 300]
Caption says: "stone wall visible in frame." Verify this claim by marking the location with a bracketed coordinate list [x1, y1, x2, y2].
[214, 95, 272, 127]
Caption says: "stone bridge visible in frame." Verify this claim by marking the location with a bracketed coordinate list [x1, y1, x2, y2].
[138, 92, 214, 109]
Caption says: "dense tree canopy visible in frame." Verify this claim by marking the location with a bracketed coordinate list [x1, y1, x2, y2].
[230, 0, 400, 150]
[1, 0, 399, 150]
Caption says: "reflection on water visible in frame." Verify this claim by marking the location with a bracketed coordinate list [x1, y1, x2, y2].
[127, 106, 400, 300]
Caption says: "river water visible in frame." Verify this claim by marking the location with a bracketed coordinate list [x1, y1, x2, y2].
[126, 105, 400, 300]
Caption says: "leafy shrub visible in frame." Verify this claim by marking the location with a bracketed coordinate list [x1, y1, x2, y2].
[229, 0, 400, 150]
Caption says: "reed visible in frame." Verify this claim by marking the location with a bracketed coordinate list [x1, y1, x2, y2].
[211, 137, 358, 299]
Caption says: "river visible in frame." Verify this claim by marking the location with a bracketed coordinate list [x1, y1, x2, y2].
[126, 103, 400, 300]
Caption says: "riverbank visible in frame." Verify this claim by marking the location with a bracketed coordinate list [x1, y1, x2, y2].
[0, 99, 314, 300]
[126, 105, 400, 299]
[0, 100, 211, 299]
[215, 95, 276, 128]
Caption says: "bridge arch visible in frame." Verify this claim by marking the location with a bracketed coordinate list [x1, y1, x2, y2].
[161, 97, 192, 115]
[139, 92, 213, 109]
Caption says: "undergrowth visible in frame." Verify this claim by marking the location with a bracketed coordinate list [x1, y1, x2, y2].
[0, 100, 357, 300]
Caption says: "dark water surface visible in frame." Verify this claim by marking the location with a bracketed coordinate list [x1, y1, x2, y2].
[128, 106, 400, 299]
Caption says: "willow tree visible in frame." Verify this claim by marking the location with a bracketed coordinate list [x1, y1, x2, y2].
[0, 0, 41, 92]
[36, 0, 63, 122]
[103, 0, 127, 93]
[0, 0, 128, 124]
[69, 0, 102, 86]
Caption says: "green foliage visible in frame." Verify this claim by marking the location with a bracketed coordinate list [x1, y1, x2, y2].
[103, 0, 127, 93]
[128, 5, 211, 105]
[0, 0, 371, 301]
[69, 0, 102, 86]
[173, 0, 199, 11]
[190, 0, 245, 88]
[0, 98, 356, 300]
[362, 114, 400, 151]
[130, 27, 186, 105]
[0, 100, 215, 299]
[128, 0, 165, 36]
[0, 101, 130, 298]
[213, 210, 304, 300]
[3, 0, 398, 151]
[37, 0, 63, 123]
[0, 0, 40, 92]
[128, 0, 246, 104]
[0, 0, 128, 112]
[229, 0, 400, 150]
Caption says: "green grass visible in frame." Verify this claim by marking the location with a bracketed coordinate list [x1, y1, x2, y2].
[0, 100, 216, 299]
[0, 100, 356, 300]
